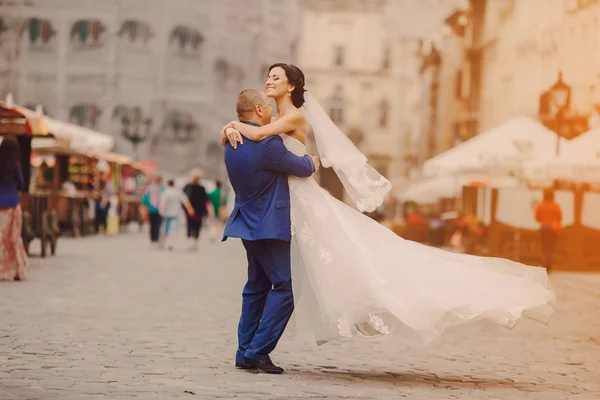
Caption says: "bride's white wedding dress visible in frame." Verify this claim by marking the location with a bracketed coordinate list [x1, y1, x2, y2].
[282, 134, 555, 346]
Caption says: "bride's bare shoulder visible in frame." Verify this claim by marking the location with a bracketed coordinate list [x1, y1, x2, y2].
[271, 110, 307, 143]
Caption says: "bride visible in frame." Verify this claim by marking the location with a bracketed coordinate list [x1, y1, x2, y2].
[220, 63, 555, 346]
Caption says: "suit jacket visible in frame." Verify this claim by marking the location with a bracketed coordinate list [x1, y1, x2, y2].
[223, 129, 315, 242]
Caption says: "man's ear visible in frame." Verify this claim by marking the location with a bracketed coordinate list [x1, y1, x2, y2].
[255, 104, 263, 117]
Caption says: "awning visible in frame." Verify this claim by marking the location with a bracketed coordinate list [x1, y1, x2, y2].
[0, 102, 51, 136]
[422, 116, 571, 177]
[398, 174, 521, 204]
[88, 149, 133, 165]
[44, 117, 114, 152]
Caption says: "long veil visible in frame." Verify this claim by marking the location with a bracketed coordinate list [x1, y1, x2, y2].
[300, 91, 392, 212]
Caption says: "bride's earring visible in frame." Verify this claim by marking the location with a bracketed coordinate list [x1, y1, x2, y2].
[288, 91, 292, 97]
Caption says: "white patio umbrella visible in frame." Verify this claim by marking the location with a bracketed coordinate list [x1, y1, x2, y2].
[397, 174, 521, 204]
[422, 116, 571, 177]
[522, 126, 600, 184]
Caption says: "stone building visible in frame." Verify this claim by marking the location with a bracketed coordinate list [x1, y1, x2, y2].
[0, 0, 300, 179]
[297, 0, 421, 198]
[414, 0, 600, 169]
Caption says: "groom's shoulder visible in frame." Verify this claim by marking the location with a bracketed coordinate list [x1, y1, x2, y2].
[263, 135, 283, 147]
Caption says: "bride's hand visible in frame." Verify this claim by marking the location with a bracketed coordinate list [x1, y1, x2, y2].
[311, 156, 320, 173]
[225, 127, 243, 149]
[219, 124, 231, 147]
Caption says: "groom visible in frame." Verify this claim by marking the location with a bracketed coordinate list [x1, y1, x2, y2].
[222, 89, 319, 374]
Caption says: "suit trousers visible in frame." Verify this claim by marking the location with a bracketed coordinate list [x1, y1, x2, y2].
[236, 239, 294, 363]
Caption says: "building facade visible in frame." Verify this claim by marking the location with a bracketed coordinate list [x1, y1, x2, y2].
[415, 0, 600, 170]
[297, 0, 420, 198]
[477, 0, 599, 139]
[0, 0, 300, 179]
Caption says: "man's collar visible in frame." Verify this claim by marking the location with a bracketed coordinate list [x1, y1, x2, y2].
[239, 121, 260, 127]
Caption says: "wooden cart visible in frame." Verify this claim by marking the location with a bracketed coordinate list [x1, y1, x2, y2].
[32, 145, 98, 237]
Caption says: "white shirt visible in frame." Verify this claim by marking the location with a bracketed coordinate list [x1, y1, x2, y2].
[160, 187, 189, 218]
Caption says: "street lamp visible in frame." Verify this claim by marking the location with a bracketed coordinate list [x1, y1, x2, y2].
[548, 72, 570, 156]
[169, 112, 196, 144]
[120, 106, 152, 160]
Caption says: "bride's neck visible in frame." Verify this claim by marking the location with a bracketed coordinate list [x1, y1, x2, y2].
[275, 96, 295, 117]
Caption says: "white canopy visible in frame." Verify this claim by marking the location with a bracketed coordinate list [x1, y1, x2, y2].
[567, 126, 600, 159]
[422, 116, 571, 177]
[524, 157, 600, 185]
[522, 126, 600, 184]
[43, 118, 114, 152]
[398, 174, 521, 204]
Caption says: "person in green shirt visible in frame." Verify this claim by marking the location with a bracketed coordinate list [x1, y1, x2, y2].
[207, 180, 225, 243]
[141, 175, 165, 246]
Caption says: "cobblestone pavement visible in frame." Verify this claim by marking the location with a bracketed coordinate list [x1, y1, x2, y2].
[1, 231, 599, 399]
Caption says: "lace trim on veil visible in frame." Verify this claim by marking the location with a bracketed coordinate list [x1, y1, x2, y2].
[300, 92, 391, 212]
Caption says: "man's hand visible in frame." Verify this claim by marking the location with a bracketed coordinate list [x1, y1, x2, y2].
[225, 128, 243, 149]
[311, 156, 320, 173]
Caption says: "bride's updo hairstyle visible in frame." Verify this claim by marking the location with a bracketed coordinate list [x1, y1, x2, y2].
[268, 63, 306, 108]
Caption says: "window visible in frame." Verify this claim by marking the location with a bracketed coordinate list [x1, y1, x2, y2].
[70, 103, 102, 129]
[382, 47, 391, 70]
[329, 86, 345, 124]
[117, 20, 154, 46]
[333, 45, 345, 67]
[169, 25, 204, 55]
[455, 70, 463, 99]
[70, 19, 106, 48]
[22, 17, 56, 47]
[379, 99, 389, 128]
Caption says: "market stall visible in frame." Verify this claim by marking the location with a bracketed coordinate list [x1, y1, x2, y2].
[0, 100, 59, 257]
[88, 150, 147, 233]
[31, 145, 98, 237]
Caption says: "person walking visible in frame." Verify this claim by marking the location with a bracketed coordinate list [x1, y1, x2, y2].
[207, 180, 225, 243]
[142, 175, 165, 247]
[94, 180, 111, 234]
[535, 189, 562, 271]
[159, 179, 195, 251]
[0, 137, 28, 281]
[183, 169, 209, 250]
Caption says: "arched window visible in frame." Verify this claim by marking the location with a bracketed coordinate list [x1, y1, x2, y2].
[70, 103, 102, 128]
[20, 18, 56, 47]
[382, 46, 391, 70]
[169, 25, 204, 55]
[70, 19, 106, 48]
[329, 86, 345, 125]
[214, 58, 230, 80]
[333, 45, 345, 67]
[117, 20, 154, 46]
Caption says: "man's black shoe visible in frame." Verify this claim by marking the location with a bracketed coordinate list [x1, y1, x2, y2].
[235, 362, 255, 370]
[243, 357, 284, 374]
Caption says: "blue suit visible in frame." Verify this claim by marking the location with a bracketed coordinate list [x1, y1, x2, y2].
[223, 122, 315, 364]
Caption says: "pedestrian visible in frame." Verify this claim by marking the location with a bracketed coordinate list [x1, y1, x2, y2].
[183, 169, 210, 251]
[142, 175, 165, 247]
[535, 188, 562, 271]
[95, 180, 111, 234]
[0, 136, 28, 281]
[207, 180, 225, 243]
[159, 179, 195, 251]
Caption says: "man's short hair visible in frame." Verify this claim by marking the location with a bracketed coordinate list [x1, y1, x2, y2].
[236, 89, 266, 120]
